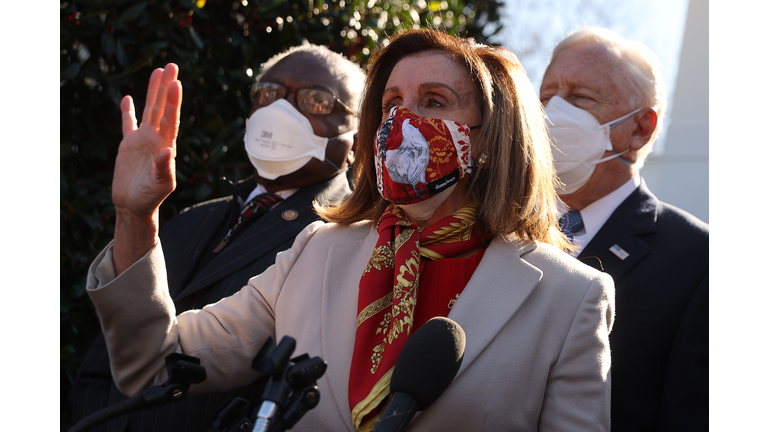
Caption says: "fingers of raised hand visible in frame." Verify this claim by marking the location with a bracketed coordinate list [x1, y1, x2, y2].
[141, 68, 164, 126]
[121, 96, 138, 138]
[150, 64, 180, 129]
[159, 81, 183, 151]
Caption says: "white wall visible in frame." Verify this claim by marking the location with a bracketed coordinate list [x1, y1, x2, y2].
[642, 0, 709, 223]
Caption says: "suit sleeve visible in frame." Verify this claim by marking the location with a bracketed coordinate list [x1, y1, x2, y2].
[539, 272, 615, 432]
[85, 221, 326, 397]
[65, 207, 197, 430]
[657, 271, 709, 431]
[67, 332, 131, 432]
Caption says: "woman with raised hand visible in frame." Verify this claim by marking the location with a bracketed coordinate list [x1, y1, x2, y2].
[88, 29, 614, 431]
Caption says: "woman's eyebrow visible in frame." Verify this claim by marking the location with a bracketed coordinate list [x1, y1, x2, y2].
[383, 82, 461, 100]
[417, 82, 461, 99]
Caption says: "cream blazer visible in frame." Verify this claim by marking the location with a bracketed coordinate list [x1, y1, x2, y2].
[87, 220, 615, 431]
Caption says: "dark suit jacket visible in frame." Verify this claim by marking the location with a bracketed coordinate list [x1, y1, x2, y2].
[68, 173, 351, 432]
[577, 182, 708, 432]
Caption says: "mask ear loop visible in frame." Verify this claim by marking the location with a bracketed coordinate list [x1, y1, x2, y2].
[609, 149, 633, 166]
[466, 124, 483, 174]
[606, 108, 642, 129]
[323, 158, 341, 171]
[604, 108, 642, 166]
[321, 130, 357, 173]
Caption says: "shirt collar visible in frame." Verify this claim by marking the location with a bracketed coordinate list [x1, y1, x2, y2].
[560, 173, 641, 255]
[243, 184, 298, 209]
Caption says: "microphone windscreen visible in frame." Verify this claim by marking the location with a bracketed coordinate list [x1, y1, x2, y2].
[390, 317, 466, 410]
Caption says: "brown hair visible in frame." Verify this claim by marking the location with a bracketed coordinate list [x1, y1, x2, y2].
[317, 29, 569, 251]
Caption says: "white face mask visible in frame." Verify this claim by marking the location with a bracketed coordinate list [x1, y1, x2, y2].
[243, 99, 355, 179]
[545, 96, 641, 195]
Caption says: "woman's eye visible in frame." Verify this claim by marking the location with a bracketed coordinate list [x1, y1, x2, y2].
[425, 97, 443, 108]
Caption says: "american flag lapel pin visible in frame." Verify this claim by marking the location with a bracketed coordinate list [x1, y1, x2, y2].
[609, 244, 630, 260]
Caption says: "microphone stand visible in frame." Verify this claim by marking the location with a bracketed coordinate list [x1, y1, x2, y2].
[209, 336, 327, 432]
[68, 353, 207, 432]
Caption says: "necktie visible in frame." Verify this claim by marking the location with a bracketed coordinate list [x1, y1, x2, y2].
[213, 192, 283, 253]
[559, 211, 584, 241]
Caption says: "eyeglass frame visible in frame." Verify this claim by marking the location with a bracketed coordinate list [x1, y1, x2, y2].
[249, 81, 356, 116]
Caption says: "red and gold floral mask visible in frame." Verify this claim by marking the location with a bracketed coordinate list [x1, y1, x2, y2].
[374, 106, 475, 205]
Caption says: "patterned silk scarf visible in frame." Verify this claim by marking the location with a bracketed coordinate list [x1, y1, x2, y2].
[349, 203, 487, 431]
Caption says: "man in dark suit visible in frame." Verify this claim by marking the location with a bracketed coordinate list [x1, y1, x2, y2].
[540, 27, 708, 431]
[68, 44, 365, 432]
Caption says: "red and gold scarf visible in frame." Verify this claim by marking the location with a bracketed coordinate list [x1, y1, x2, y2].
[349, 203, 487, 431]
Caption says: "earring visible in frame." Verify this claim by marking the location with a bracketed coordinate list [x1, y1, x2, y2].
[476, 152, 490, 168]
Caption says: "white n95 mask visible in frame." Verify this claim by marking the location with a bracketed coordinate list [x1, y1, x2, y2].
[243, 99, 355, 179]
[545, 96, 641, 195]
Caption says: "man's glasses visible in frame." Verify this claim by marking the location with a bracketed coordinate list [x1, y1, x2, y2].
[250, 82, 355, 116]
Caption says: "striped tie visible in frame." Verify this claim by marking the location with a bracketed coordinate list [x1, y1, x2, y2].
[213, 192, 283, 253]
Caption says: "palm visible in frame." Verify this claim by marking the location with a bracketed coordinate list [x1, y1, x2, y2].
[112, 65, 182, 218]
[113, 127, 174, 215]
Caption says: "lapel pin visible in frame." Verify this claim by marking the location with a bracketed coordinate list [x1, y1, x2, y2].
[609, 244, 630, 260]
[282, 209, 298, 221]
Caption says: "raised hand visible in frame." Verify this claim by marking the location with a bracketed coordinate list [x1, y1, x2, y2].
[113, 64, 182, 218]
[112, 64, 182, 274]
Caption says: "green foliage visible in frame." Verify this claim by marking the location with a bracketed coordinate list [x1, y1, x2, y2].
[60, 0, 501, 429]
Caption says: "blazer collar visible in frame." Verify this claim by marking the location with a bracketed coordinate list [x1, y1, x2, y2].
[319, 229, 543, 429]
[578, 182, 659, 281]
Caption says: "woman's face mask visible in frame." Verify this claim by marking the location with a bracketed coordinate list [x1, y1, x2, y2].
[374, 106, 475, 213]
[243, 99, 354, 179]
[545, 96, 640, 195]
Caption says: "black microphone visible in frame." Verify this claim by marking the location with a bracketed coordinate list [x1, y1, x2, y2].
[372, 317, 466, 432]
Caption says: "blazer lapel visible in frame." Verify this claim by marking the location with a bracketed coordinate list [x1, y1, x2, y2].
[175, 178, 340, 301]
[447, 237, 543, 379]
[162, 199, 232, 298]
[578, 182, 658, 282]
[316, 228, 546, 428]
[320, 224, 379, 432]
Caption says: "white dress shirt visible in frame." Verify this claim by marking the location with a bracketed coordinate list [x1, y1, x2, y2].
[559, 174, 642, 256]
